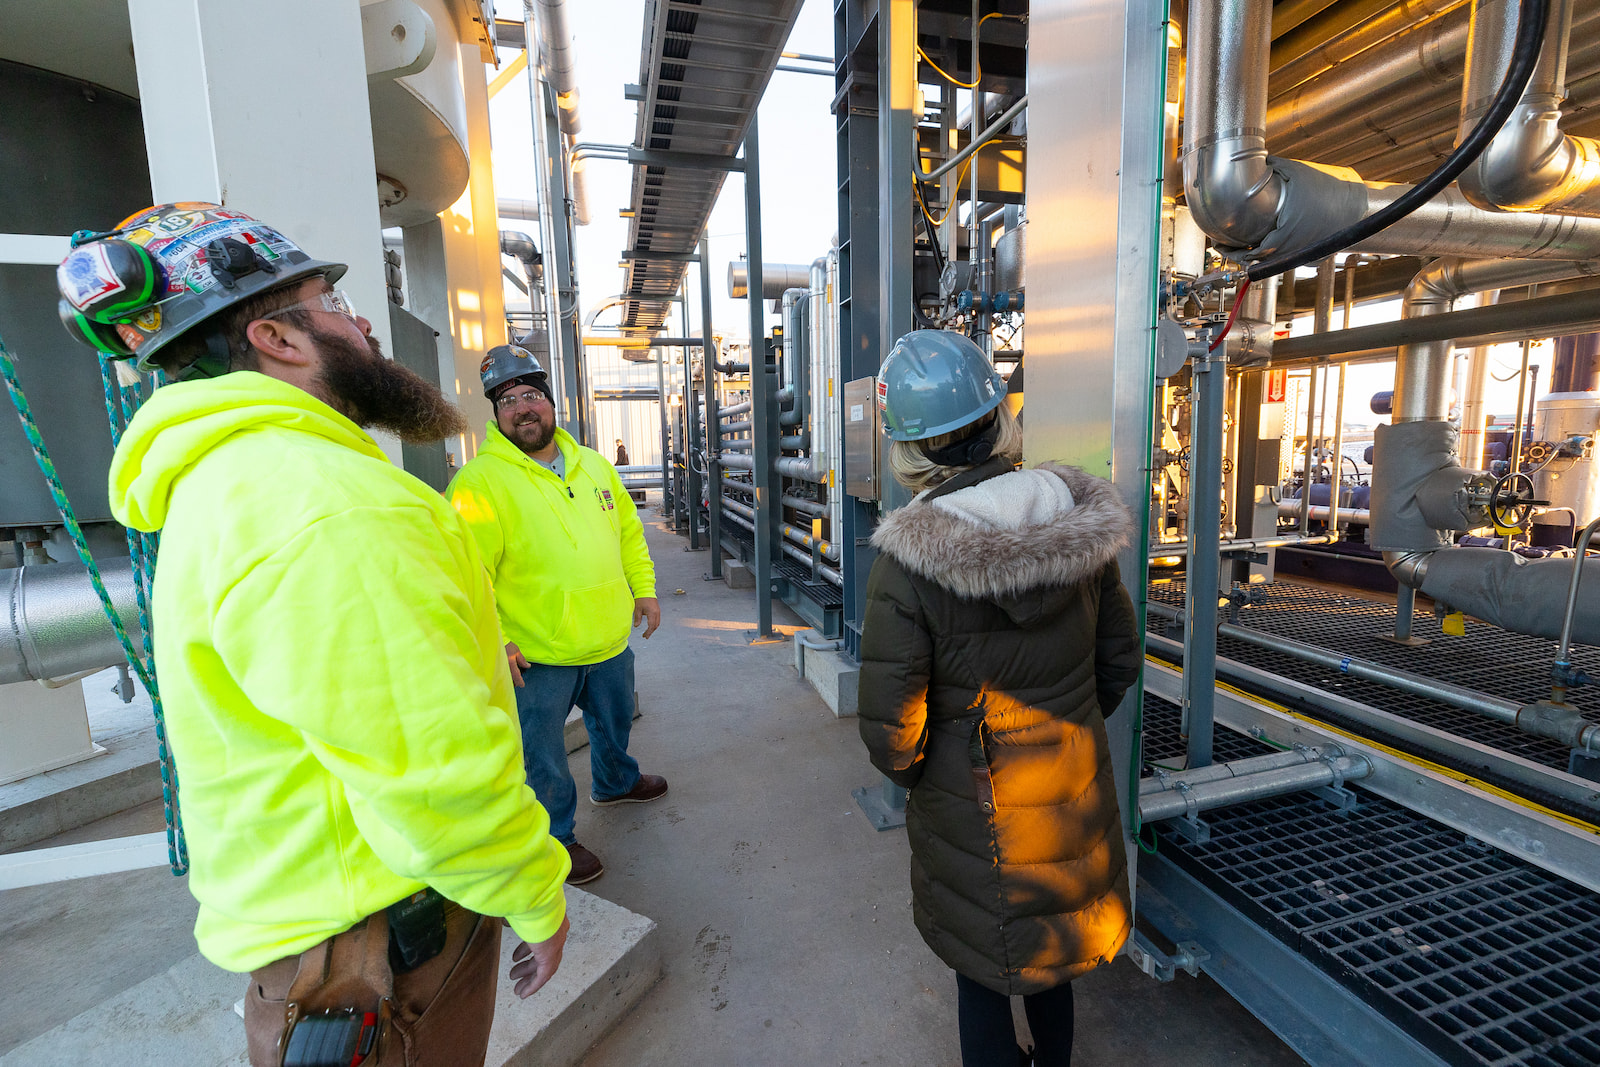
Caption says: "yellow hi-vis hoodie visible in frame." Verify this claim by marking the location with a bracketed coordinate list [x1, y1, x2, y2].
[108, 372, 569, 973]
[448, 422, 656, 667]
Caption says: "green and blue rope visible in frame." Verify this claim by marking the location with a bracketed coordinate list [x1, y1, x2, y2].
[0, 335, 187, 875]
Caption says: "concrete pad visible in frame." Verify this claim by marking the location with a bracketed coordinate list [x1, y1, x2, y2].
[0, 725, 161, 852]
[0, 887, 659, 1067]
[800, 645, 859, 719]
[721, 559, 755, 589]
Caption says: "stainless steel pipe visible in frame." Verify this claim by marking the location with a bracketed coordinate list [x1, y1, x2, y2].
[1138, 750, 1372, 823]
[1145, 600, 1523, 725]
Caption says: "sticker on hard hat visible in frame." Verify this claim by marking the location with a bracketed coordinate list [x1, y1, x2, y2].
[480, 355, 494, 374]
[876, 378, 888, 409]
[114, 323, 145, 351]
[58, 244, 126, 311]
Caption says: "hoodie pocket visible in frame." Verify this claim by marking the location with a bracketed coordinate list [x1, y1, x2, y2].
[554, 578, 634, 657]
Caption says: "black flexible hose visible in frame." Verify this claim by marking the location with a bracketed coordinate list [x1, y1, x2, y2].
[1244, 0, 1549, 283]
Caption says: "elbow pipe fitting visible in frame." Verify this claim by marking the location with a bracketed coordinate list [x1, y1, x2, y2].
[1383, 550, 1434, 590]
[1183, 137, 1285, 251]
[1457, 0, 1600, 216]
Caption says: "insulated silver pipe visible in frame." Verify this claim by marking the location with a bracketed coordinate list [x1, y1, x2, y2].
[782, 494, 827, 517]
[1392, 259, 1600, 422]
[718, 505, 843, 585]
[1145, 600, 1522, 724]
[718, 452, 756, 470]
[1188, 0, 1600, 259]
[2, 560, 142, 685]
[1138, 751, 1372, 823]
[532, 0, 581, 135]
[719, 401, 753, 419]
[722, 495, 841, 561]
[1269, 0, 1465, 98]
[1459, 0, 1600, 215]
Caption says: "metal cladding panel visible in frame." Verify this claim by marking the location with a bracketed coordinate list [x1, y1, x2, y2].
[1025, 0, 1165, 891]
[841, 376, 880, 500]
[619, 0, 806, 330]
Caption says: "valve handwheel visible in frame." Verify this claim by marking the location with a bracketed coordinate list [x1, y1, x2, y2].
[1489, 472, 1537, 529]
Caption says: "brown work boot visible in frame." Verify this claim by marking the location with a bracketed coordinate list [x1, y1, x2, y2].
[565, 842, 604, 885]
[590, 772, 669, 806]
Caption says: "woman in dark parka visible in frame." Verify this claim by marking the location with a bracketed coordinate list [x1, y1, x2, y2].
[858, 330, 1142, 1067]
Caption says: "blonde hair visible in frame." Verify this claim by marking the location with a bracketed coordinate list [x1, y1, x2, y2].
[887, 402, 1023, 494]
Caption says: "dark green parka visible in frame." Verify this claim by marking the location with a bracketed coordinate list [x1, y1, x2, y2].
[858, 459, 1141, 995]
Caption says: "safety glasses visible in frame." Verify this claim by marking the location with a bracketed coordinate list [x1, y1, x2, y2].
[262, 289, 358, 322]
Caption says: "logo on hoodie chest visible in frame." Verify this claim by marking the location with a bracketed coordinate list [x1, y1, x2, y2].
[595, 487, 616, 511]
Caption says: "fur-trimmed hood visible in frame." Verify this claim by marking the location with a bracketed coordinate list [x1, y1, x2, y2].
[871, 462, 1133, 601]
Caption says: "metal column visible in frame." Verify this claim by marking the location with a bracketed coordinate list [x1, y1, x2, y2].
[701, 237, 723, 578]
[876, 0, 915, 518]
[1183, 337, 1228, 771]
[655, 341, 671, 517]
[745, 125, 777, 635]
[834, 0, 883, 658]
[683, 282, 703, 548]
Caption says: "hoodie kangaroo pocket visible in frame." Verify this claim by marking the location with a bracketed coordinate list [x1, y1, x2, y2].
[555, 578, 634, 657]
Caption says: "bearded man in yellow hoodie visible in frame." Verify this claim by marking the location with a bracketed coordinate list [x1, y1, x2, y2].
[448, 344, 668, 887]
[58, 204, 570, 1067]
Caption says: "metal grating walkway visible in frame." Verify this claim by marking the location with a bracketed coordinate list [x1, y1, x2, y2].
[1146, 579, 1600, 772]
[1142, 696, 1600, 1067]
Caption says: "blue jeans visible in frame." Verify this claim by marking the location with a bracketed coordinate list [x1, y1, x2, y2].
[513, 647, 641, 845]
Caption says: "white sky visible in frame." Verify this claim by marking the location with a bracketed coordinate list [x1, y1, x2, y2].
[487, 0, 837, 348]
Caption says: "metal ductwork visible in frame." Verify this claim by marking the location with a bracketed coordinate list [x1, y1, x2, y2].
[1458, 0, 1600, 215]
[2, 560, 141, 686]
[1185, 0, 1600, 262]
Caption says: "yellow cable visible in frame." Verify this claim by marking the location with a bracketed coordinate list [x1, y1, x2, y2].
[917, 12, 1006, 89]
[1143, 655, 1600, 837]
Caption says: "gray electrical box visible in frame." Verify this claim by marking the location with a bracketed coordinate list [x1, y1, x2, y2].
[842, 376, 880, 501]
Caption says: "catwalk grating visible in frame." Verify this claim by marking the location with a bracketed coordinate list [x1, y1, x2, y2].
[1142, 695, 1600, 1067]
[1146, 579, 1600, 772]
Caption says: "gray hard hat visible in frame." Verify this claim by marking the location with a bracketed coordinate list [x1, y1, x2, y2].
[480, 340, 551, 399]
[56, 203, 347, 380]
[876, 330, 1006, 441]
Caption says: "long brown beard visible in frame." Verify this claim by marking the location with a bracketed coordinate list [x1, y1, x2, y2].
[312, 327, 469, 443]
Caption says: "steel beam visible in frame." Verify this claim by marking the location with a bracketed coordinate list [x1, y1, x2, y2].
[628, 148, 746, 171]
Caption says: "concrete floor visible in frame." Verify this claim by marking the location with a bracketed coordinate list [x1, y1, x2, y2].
[0, 515, 1308, 1065]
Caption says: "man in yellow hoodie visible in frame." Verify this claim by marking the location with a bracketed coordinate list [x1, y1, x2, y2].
[449, 344, 667, 886]
[59, 204, 569, 1067]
